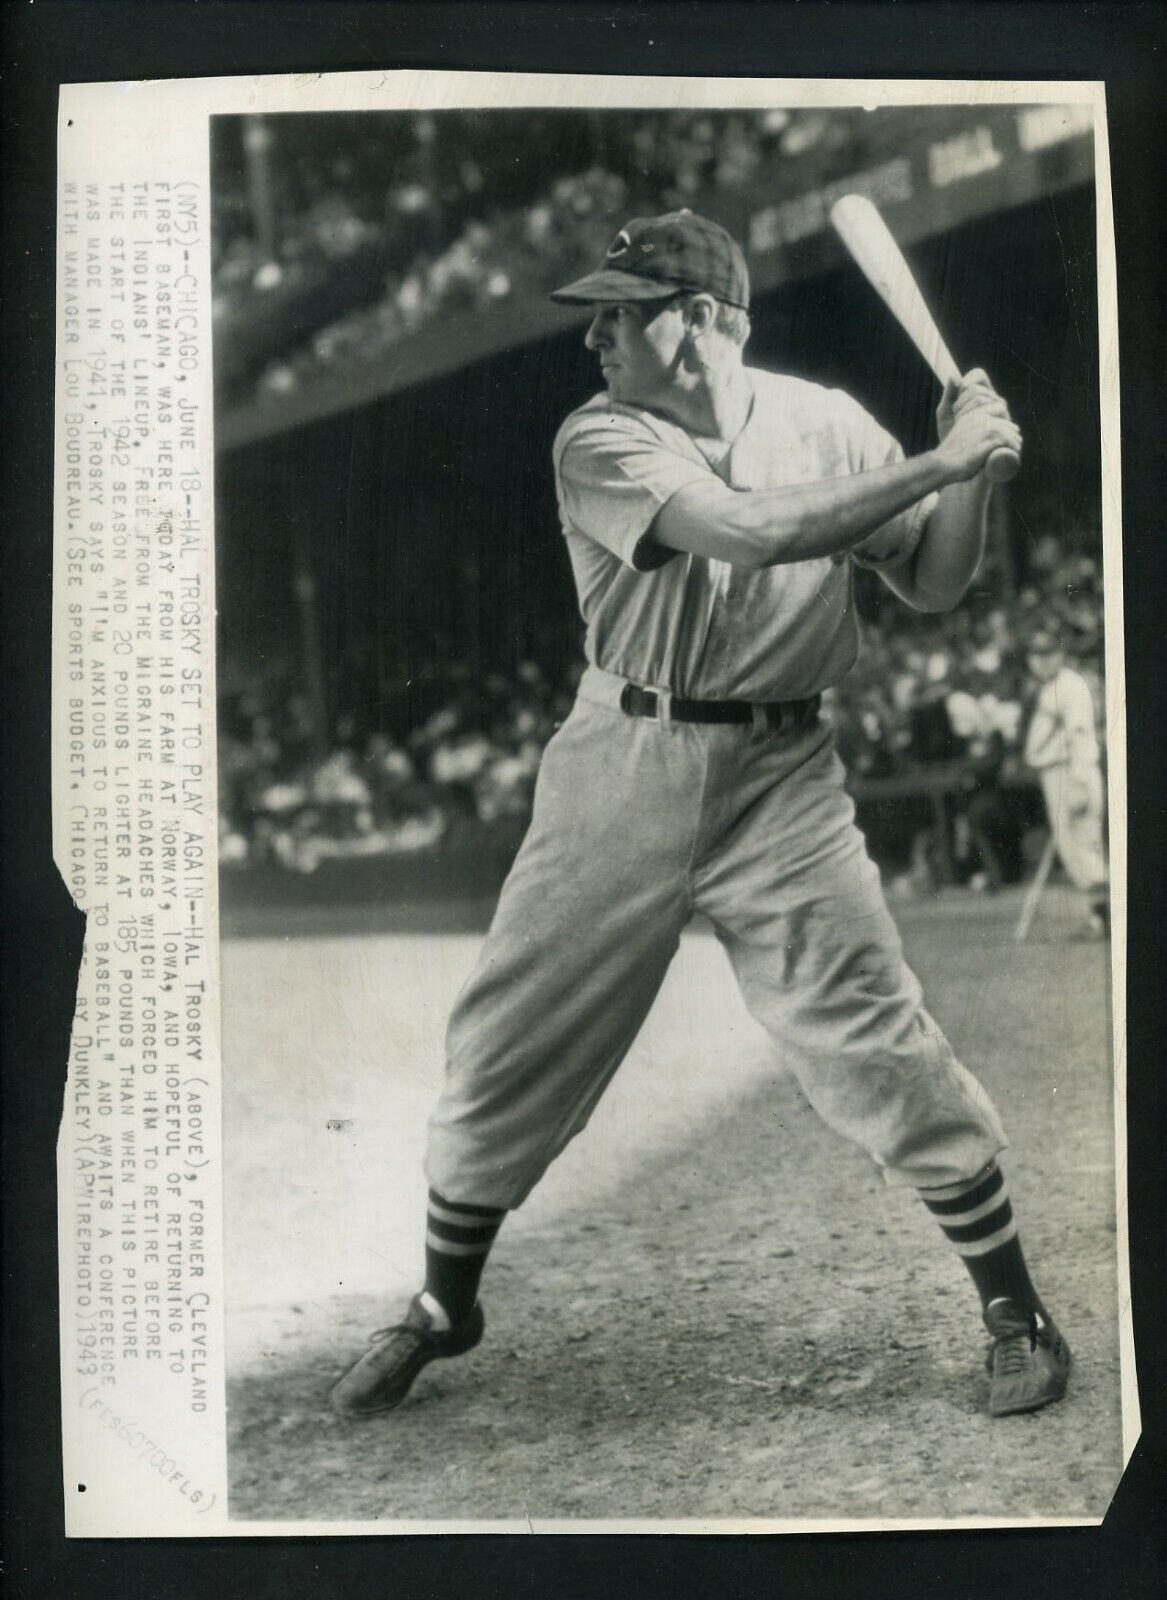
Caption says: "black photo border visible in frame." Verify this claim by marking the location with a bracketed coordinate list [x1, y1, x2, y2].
[3, 3, 1163, 1596]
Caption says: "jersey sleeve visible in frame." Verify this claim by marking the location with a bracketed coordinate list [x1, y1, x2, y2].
[554, 408, 713, 572]
[834, 393, 939, 572]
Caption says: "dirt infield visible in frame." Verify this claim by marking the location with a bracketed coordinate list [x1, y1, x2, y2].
[223, 888, 1126, 1528]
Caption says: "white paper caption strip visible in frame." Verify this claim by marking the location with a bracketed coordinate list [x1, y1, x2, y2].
[53, 123, 225, 1535]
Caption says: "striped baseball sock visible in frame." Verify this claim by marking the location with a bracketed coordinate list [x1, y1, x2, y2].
[424, 1190, 506, 1327]
[918, 1161, 1039, 1313]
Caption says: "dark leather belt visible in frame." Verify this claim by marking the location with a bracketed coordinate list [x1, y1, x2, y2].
[619, 682, 821, 732]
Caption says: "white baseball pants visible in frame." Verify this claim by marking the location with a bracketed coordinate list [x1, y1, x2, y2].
[1038, 766, 1108, 892]
[426, 666, 1007, 1209]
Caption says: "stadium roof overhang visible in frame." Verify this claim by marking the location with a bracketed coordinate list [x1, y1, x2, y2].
[215, 103, 1095, 454]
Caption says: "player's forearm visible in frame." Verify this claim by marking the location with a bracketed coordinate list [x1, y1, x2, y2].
[897, 476, 992, 611]
[1024, 712, 1058, 766]
[655, 451, 956, 568]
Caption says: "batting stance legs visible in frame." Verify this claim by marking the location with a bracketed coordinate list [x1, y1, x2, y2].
[1038, 767, 1109, 925]
[331, 676, 1069, 1420]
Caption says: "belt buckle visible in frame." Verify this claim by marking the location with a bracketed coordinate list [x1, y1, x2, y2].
[620, 682, 664, 724]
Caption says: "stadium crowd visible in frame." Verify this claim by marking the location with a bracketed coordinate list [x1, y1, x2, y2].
[212, 109, 855, 405]
[218, 656, 578, 874]
[218, 539, 1104, 883]
[829, 536, 1103, 777]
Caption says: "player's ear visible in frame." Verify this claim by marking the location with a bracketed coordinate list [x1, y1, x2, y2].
[682, 293, 717, 337]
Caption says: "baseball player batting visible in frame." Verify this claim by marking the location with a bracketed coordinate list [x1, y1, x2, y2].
[331, 209, 1070, 1424]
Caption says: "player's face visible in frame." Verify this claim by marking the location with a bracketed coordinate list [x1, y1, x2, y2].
[584, 298, 686, 405]
[1027, 649, 1062, 683]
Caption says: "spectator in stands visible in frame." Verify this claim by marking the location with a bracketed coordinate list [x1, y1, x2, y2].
[308, 748, 374, 839]
[362, 733, 419, 817]
[358, 733, 447, 856]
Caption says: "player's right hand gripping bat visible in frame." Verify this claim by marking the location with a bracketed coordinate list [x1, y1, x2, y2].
[829, 193, 1020, 483]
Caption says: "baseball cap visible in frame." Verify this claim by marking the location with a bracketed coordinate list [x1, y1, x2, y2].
[549, 209, 750, 310]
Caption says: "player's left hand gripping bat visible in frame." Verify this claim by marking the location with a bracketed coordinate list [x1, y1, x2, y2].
[829, 193, 1020, 484]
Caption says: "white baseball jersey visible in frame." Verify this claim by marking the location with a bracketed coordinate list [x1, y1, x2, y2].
[1023, 666, 1101, 775]
[552, 369, 938, 702]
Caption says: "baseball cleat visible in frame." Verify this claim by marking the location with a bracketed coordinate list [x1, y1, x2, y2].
[984, 1300, 1071, 1418]
[330, 1294, 485, 1419]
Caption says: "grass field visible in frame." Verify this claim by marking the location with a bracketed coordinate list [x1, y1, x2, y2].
[222, 885, 1127, 1529]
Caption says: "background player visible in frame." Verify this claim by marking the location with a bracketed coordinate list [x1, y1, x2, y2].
[1024, 627, 1109, 935]
[330, 210, 1070, 1425]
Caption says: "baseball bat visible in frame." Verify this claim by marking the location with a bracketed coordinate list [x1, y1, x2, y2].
[829, 194, 1020, 484]
[1014, 831, 1058, 943]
